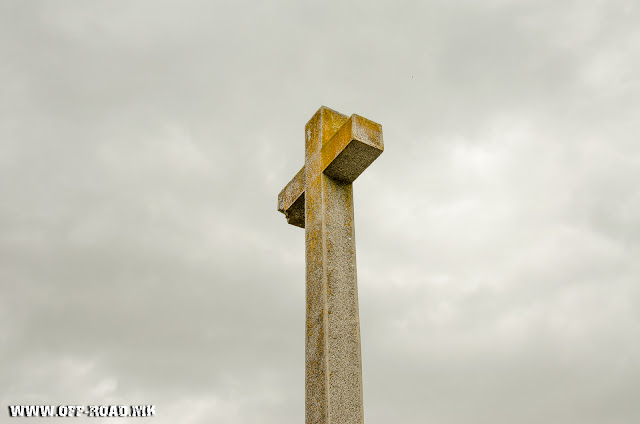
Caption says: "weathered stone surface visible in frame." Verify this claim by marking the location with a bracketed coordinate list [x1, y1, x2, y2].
[277, 106, 383, 424]
[277, 166, 305, 228]
[321, 114, 383, 183]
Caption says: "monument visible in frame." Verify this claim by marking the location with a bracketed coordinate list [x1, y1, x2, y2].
[277, 106, 384, 424]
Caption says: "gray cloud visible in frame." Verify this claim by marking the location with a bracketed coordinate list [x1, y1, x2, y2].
[1, 0, 639, 423]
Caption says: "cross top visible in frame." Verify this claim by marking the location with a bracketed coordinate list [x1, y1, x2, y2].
[278, 106, 384, 228]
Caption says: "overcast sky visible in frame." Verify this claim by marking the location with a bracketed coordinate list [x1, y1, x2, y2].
[1, 0, 639, 423]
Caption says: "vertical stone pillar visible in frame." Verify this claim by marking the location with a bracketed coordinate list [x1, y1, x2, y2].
[304, 108, 364, 424]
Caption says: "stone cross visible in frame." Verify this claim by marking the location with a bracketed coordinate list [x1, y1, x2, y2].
[277, 106, 383, 424]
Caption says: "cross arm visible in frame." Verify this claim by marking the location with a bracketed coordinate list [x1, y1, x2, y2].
[277, 165, 306, 228]
[321, 114, 383, 183]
